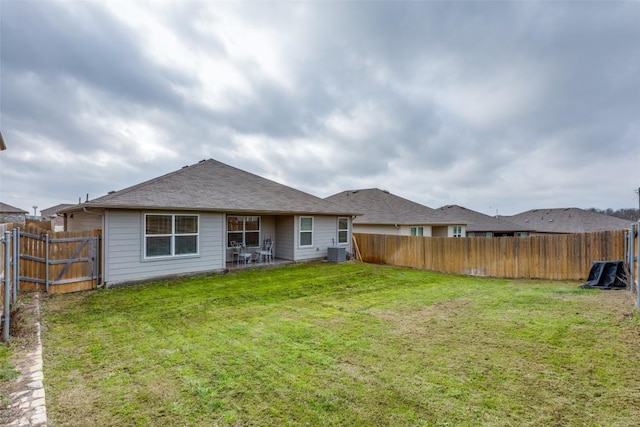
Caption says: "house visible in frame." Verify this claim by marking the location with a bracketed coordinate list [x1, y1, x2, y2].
[325, 189, 466, 237]
[59, 159, 360, 287]
[436, 205, 532, 237]
[0, 202, 28, 224]
[504, 208, 634, 234]
[40, 204, 73, 231]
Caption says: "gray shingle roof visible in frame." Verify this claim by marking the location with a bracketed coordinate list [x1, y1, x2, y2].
[61, 159, 358, 215]
[505, 208, 633, 233]
[40, 204, 74, 218]
[0, 202, 28, 213]
[436, 205, 532, 233]
[325, 189, 462, 225]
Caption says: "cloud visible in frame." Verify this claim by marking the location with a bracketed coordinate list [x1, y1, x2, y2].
[0, 1, 638, 216]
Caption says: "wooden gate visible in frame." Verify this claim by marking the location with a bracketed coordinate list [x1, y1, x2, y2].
[18, 227, 101, 294]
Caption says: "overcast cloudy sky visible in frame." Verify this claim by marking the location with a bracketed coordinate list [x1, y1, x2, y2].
[1, 1, 638, 216]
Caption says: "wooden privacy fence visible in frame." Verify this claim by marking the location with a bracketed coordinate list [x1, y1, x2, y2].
[20, 226, 102, 294]
[354, 230, 628, 280]
[1, 223, 102, 294]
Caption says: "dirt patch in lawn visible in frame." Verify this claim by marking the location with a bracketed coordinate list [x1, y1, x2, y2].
[367, 297, 473, 335]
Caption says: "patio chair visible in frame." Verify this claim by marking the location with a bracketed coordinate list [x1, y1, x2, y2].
[231, 241, 252, 265]
[256, 239, 273, 263]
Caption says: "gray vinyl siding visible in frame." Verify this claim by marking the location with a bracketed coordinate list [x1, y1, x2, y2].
[432, 226, 449, 237]
[104, 210, 224, 286]
[275, 215, 294, 260]
[353, 224, 400, 235]
[66, 210, 104, 231]
[294, 215, 346, 261]
[262, 216, 276, 241]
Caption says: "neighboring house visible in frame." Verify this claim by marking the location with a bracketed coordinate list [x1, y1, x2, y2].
[504, 208, 634, 234]
[40, 204, 73, 231]
[437, 205, 532, 237]
[59, 158, 359, 287]
[325, 188, 466, 237]
[0, 202, 28, 224]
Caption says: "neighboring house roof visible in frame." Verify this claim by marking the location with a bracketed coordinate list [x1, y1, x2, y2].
[40, 204, 74, 218]
[60, 159, 359, 216]
[436, 205, 532, 233]
[0, 202, 28, 214]
[325, 188, 462, 225]
[504, 208, 633, 233]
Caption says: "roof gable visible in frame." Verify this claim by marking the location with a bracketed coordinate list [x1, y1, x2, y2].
[326, 189, 461, 225]
[505, 208, 633, 233]
[63, 159, 357, 215]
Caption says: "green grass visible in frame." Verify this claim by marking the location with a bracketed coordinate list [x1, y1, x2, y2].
[1, 296, 34, 424]
[41, 262, 640, 426]
[0, 344, 20, 408]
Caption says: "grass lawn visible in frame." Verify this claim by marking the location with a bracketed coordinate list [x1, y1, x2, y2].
[41, 262, 640, 426]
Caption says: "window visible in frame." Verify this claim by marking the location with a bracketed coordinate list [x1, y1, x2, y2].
[485, 232, 493, 238]
[145, 214, 198, 258]
[299, 216, 313, 247]
[452, 225, 462, 238]
[410, 226, 424, 236]
[227, 216, 261, 248]
[338, 217, 349, 244]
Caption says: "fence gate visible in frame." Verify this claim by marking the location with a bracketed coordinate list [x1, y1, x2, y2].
[19, 229, 101, 294]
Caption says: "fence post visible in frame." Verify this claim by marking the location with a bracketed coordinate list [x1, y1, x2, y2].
[636, 222, 640, 309]
[3, 231, 11, 342]
[629, 225, 635, 295]
[14, 228, 19, 294]
[12, 228, 18, 304]
[45, 233, 50, 294]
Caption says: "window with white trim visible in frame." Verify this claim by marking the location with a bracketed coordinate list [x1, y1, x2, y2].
[227, 216, 261, 248]
[452, 225, 463, 238]
[338, 217, 349, 244]
[145, 214, 198, 258]
[410, 226, 424, 236]
[299, 216, 313, 247]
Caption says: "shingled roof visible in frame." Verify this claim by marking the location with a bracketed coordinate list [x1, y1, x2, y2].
[437, 205, 531, 233]
[0, 202, 28, 213]
[61, 159, 358, 216]
[505, 208, 633, 233]
[40, 204, 74, 218]
[325, 189, 461, 225]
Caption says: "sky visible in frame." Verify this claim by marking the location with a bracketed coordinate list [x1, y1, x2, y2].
[1, 1, 639, 217]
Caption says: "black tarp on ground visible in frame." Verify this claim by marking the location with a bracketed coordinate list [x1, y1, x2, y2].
[581, 261, 628, 289]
